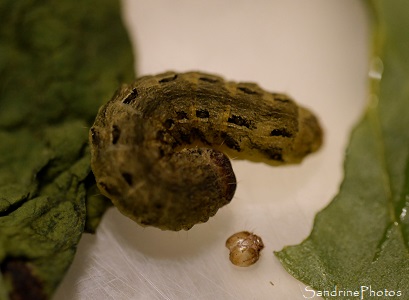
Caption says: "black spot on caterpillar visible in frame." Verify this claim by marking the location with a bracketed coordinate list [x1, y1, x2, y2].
[90, 71, 323, 231]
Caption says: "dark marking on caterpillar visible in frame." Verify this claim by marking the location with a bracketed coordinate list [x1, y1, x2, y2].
[237, 86, 259, 95]
[111, 125, 120, 144]
[163, 119, 174, 130]
[158, 73, 178, 83]
[123, 88, 138, 104]
[270, 128, 293, 138]
[121, 172, 133, 186]
[196, 109, 210, 118]
[176, 111, 189, 120]
[98, 181, 119, 196]
[271, 92, 291, 102]
[198, 76, 219, 83]
[189, 128, 209, 145]
[89, 71, 323, 231]
[90, 128, 100, 146]
[221, 132, 241, 152]
[227, 115, 253, 129]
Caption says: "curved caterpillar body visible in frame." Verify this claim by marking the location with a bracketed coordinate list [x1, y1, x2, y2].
[90, 71, 322, 231]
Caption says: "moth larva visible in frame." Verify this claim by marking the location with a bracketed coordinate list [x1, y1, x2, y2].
[90, 71, 323, 230]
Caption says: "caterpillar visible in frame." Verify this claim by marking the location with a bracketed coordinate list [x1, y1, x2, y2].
[89, 71, 323, 231]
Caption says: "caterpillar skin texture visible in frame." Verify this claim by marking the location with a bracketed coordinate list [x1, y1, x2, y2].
[90, 71, 323, 231]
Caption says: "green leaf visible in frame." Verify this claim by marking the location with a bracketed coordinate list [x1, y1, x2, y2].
[84, 184, 113, 234]
[0, 0, 135, 299]
[0, 0, 134, 129]
[275, 1, 409, 299]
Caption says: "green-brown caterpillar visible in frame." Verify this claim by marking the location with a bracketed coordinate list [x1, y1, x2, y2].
[89, 71, 323, 230]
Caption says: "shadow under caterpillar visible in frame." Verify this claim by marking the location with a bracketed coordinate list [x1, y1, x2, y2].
[90, 71, 323, 231]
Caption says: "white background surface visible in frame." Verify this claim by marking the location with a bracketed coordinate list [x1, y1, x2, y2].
[55, 1, 370, 299]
